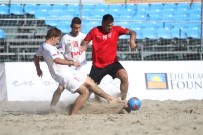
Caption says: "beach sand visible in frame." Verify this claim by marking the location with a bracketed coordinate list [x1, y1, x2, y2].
[0, 99, 203, 135]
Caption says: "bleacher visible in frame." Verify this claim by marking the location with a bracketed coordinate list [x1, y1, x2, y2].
[0, 2, 202, 61]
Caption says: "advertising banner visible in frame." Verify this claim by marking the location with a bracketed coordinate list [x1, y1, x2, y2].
[5, 61, 203, 101]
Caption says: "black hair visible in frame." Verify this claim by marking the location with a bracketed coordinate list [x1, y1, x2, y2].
[102, 14, 114, 22]
[70, 17, 82, 27]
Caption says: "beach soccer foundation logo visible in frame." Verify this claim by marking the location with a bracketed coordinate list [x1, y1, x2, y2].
[145, 73, 168, 89]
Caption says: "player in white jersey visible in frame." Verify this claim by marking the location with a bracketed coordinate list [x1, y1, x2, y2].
[58, 17, 89, 74]
[34, 27, 121, 115]
[50, 17, 91, 110]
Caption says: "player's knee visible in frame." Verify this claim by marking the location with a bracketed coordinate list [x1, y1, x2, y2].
[81, 88, 90, 99]
[84, 76, 96, 87]
[56, 85, 65, 93]
[119, 73, 128, 83]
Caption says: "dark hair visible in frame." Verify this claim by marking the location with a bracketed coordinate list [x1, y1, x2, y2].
[71, 17, 82, 27]
[45, 27, 62, 40]
[102, 14, 114, 22]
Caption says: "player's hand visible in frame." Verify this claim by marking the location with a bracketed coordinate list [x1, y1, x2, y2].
[73, 61, 80, 67]
[79, 45, 87, 53]
[36, 69, 43, 77]
[129, 40, 136, 51]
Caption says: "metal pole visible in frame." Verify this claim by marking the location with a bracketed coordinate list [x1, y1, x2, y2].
[79, 0, 82, 19]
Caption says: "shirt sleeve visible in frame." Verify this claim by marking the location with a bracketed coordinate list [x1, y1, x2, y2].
[35, 45, 43, 57]
[58, 36, 66, 54]
[84, 28, 93, 42]
[116, 26, 129, 36]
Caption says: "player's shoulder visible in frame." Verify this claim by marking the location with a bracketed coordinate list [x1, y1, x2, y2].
[62, 32, 71, 38]
[79, 32, 86, 36]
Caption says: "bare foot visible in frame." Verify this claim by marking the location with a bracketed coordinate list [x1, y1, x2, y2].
[118, 106, 131, 114]
[109, 97, 126, 104]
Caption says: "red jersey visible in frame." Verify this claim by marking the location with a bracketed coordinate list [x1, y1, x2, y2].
[84, 26, 128, 68]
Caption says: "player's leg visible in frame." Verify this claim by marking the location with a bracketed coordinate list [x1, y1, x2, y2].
[84, 76, 120, 103]
[69, 85, 89, 115]
[89, 66, 106, 102]
[50, 84, 65, 112]
[116, 69, 129, 100]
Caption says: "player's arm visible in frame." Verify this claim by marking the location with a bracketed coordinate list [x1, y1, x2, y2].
[34, 55, 43, 77]
[127, 29, 137, 51]
[80, 40, 90, 53]
[53, 58, 80, 67]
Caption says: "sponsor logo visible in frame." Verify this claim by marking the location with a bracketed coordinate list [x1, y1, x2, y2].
[145, 73, 168, 89]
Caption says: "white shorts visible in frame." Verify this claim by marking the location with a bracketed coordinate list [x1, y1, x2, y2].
[72, 63, 90, 76]
[60, 69, 87, 93]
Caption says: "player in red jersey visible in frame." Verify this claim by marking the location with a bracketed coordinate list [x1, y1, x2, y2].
[80, 14, 136, 110]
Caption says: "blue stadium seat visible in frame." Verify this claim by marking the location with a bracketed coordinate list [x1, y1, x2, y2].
[37, 4, 52, 12]
[0, 29, 5, 39]
[136, 4, 150, 14]
[82, 27, 91, 34]
[45, 20, 58, 26]
[114, 21, 129, 27]
[161, 11, 175, 21]
[52, 4, 67, 11]
[109, 4, 124, 10]
[157, 28, 172, 39]
[108, 8, 121, 18]
[163, 3, 177, 11]
[9, 4, 25, 15]
[174, 12, 190, 21]
[119, 15, 133, 21]
[186, 28, 201, 39]
[132, 22, 144, 29]
[150, 3, 163, 11]
[92, 10, 109, 18]
[142, 29, 158, 39]
[188, 10, 201, 21]
[191, 3, 201, 10]
[85, 21, 100, 28]
[35, 10, 48, 19]
[173, 23, 188, 30]
[120, 8, 136, 16]
[45, 10, 59, 26]
[176, 3, 190, 12]
[148, 10, 162, 21]
[143, 22, 161, 30]
[124, 4, 136, 11]
[56, 22, 70, 33]
[134, 29, 144, 40]
[82, 4, 95, 11]
[94, 4, 109, 10]
[24, 4, 37, 15]
[171, 28, 180, 38]
[0, 4, 9, 15]
[180, 29, 187, 39]
[187, 23, 201, 30]
[67, 4, 79, 11]
[164, 22, 174, 29]
[134, 12, 149, 21]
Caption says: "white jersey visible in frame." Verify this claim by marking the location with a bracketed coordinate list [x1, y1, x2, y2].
[35, 43, 86, 93]
[58, 32, 90, 74]
[59, 32, 87, 65]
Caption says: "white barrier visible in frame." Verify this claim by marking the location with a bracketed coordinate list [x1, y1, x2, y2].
[4, 61, 203, 101]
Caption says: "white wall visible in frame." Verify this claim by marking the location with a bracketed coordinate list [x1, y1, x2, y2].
[4, 61, 203, 101]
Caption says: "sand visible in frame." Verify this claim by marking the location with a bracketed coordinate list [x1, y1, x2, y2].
[0, 99, 203, 135]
